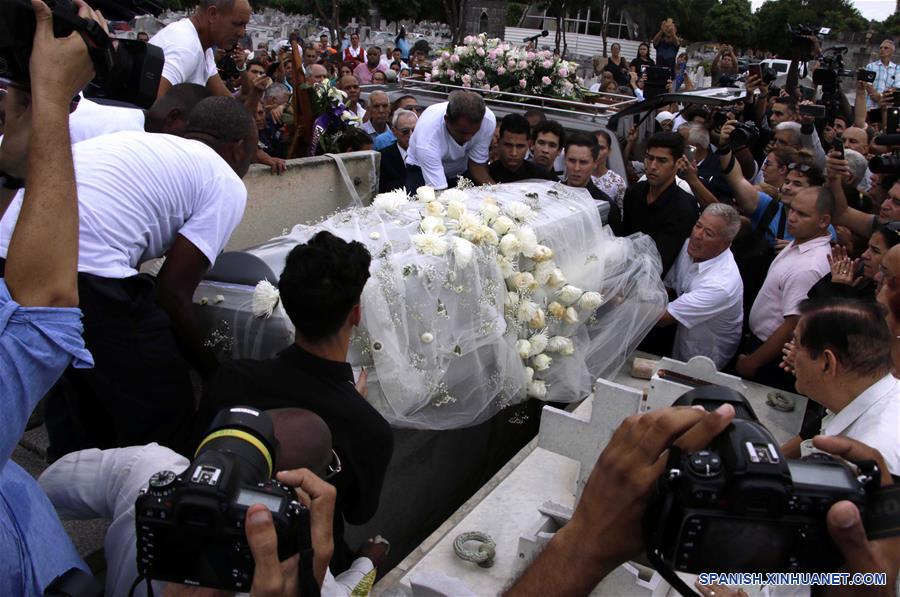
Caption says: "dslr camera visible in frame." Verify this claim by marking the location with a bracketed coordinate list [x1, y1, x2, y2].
[869, 134, 900, 175]
[645, 386, 879, 577]
[0, 0, 163, 108]
[729, 121, 759, 148]
[135, 406, 313, 592]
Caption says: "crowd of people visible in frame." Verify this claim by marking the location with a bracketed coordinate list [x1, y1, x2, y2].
[1, 0, 900, 594]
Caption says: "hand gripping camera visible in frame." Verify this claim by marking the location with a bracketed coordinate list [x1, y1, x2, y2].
[135, 406, 317, 593]
[644, 387, 886, 590]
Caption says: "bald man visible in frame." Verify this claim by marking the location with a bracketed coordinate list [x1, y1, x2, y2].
[307, 63, 328, 85]
[842, 127, 870, 158]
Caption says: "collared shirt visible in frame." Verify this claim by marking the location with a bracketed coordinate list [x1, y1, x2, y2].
[610, 179, 700, 276]
[749, 235, 831, 341]
[0, 280, 94, 594]
[488, 159, 557, 183]
[361, 120, 389, 139]
[801, 374, 900, 475]
[665, 241, 744, 369]
[866, 59, 899, 108]
[373, 129, 397, 150]
[353, 61, 387, 85]
[406, 101, 496, 189]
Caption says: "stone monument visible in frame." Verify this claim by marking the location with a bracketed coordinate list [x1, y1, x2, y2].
[462, 0, 507, 39]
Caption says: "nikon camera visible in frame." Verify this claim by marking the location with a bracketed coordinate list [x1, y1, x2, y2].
[645, 386, 878, 576]
[135, 406, 311, 592]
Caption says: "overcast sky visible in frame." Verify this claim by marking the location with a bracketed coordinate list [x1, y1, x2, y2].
[750, 0, 894, 22]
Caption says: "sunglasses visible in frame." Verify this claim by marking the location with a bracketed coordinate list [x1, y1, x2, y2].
[787, 163, 813, 172]
[396, 127, 414, 135]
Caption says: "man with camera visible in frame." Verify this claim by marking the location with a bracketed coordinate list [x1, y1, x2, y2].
[865, 40, 898, 110]
[198, 231, 394, 573]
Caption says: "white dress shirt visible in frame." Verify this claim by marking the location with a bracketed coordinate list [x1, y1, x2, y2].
[665, 241, 744, 369]
[406, 101, 496, 189]
[801, 374, 900, 475]
[749, 235, 831, 341]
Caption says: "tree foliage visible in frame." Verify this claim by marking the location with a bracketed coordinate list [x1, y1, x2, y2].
[754, 0, 867, 56]
[703, 0, 756, 48]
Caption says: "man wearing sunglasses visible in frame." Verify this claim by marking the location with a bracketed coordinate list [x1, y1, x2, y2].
[379, 108, 418, 193]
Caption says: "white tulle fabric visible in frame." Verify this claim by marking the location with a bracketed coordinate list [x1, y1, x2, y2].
[196, 181, 666, 429]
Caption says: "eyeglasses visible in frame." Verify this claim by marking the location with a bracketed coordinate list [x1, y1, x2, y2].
[323, 449, 342, 480]
[787, 163, 813, 172]
[396, 127, 414, 135]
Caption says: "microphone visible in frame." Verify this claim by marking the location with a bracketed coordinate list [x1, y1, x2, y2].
[523, 30, 549, 44]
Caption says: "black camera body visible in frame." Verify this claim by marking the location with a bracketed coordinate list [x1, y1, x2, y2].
[858, 69, 877, 83]
[0, 0, 163, 108]
[134, 407, 311, 592]
[869, 135, 900, 175]
[729, 121, 759, 148]
[646, 387, 875, 575]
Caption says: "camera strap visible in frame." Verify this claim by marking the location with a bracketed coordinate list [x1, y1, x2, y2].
[864, 484, 900, 540]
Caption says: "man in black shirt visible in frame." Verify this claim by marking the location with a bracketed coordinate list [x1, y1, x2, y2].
[609, 132, 699, 276]
[562, 132, 613, 202]
[198, 231, 393, 573]
[488, 114, 557, 183]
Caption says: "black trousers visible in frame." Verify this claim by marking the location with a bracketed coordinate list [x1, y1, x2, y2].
[404, 164, 460, 193]
[41, 272, 195, 461]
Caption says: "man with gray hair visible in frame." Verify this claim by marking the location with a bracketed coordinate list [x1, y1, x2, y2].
[656, 203, 744, 369]
[405, 90, 497, 190]
[865, 39, 898, 109]
[362, 90, 390, 138]
[379, 108, 418, 192]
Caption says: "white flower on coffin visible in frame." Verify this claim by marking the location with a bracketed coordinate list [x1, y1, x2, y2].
[425, 201, 446, 217]
[578, 291, 603, 312]
[516, 339, 532, 359]
[440, 188, 468, 204]
[527, 379, 548, 399]
[556, 284, 583, 305]
[547, 336, 575, 356]
[524, 366, 535, 384]
[547, 268, 567, 289]
[479, 201, 500, 223]
[516, 298, 538, 323]
[505, 291, 520, 311]
[412, 232, 449, 256]
[416, 186, 436, 202]
[420, 216, 447, 235]
[456, 212, 481, 231]
[547, 301, 566, 319]
[532, 353, 552, 371]
[372, 188, 409, 214]
[515, 226, 539, 258]
[533, 260, 557, 286]
[252, 280, 280, 318]
[531, 245, 554, 262]
[528, 308, 546, 330]
[491, 215, 516, 236]
[564, 306, 579, 325]
[497, 255, 517, 278]
[499, 233, 522, 257]
[529, 331, 549, 356]
[452, 237, 475, 268]
[447, 200, 467, 219]
[479, 226, 499, 246]
[504, 201, 532, 223]
[509, 273, 538, 293]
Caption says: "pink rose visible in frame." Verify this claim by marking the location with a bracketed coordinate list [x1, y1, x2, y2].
[431, 68, 440, 77]
[450, 54, 460, 64]
[518, 60, 528, 70]
[519, 79, 527, 88]
[507, 59, 516, 69]
[491, 85, 500, 92]
[483, 83, 490, 90]
[476, 69, 486, 80]
[442, 51, 451, 60]
[542, 59, 552, 69]
[497, 66, 506, 75]
[462, 74, 472, 84]
[447, 69, 456, 78]
[476, 48, 485, 57]
[526, 52, 536, 60]
[558, 67, 569, 78]
[488, 50, 497, 60]
[425, 73, 432, 81]
[542, 76, 552, 85]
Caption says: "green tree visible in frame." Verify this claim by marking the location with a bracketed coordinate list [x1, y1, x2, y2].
[703, 0, 757, 48]
[872, 12, 900, 39]
[754, 0, 868, 57]
[377, 0, 421, 29]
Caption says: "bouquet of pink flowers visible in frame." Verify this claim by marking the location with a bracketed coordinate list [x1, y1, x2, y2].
[426, 33, 583, 101]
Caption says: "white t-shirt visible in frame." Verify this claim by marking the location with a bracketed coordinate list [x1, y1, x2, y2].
[149, 18, 217, 86]
[69, 97, 146, 144]
[406, 101, 496, 189]
[665, 241, 744, 369]
[749, 235, 831, 341]
[0, 131, 246, 279]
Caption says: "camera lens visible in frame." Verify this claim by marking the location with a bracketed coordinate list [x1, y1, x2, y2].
[869, 155, 900, 175]
[194, 406, 280, 485]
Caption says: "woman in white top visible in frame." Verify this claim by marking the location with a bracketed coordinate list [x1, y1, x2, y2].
[591, 130, 627, 219]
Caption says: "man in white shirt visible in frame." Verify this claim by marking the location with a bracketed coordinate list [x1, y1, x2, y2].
[361, 91, 390, 138]
[737, 186, 833, 391]
[149, 0, 251, 98]
[337, 74, 366, 120]
[865, 39, 899, 109]
[406, 90, 497, 190]
[657, 204, 744, 369]
[0, 97, 256, 460]
[782, 298, 900, 475]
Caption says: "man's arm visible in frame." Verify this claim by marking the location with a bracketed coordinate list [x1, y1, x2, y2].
[826, 151, 876, 238]
[467, 160, 495, 186]
[156, 76, 174, 99]
[155, 235, 218, 377]
[718, 122, 762, 215]
[736, 315, 798, 379]
[206, 73, 233, 97]
[679, 156, 719, 208]
[854, 81, 868, 129]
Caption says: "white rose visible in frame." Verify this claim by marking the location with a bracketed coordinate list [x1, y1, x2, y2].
[452, 237, 476, 268]
[529, 331, 549, 355]
[504, 201, 532, 223]
[480, 226, 499, 246]
[420, 216, 447, 235]
[532, 353, 552, 371]
[532, 260, 556, 285]
[499, 233, 522, 257]
[492, 215, 516, 235]
[439, 188, 468, 204]
[515, 226, 539, 258]
[528, 308, 546, 330]
[547, 336, 574, 355]
[479, 202, 500, 223]
[524, 366, 535, 384]
[372, 188, 409, 214]
[516, 298, 538, 323]
[498, 255, 516, 278]
[547, 268, 567, 289]
[547, 301, 566, 319]
[457, 212, 481, 231]
[564, 306, 579, 325]
[425, 201, 446, 217]
[577, 291, 603, 312]
[556, 284, 583, 305]
[412, 232, 449, 256]
[417, 186, 436, 202]
[516, 339, 532, 359]
[531, 244, 554, 262]
[508, 272, 537, 293]
[527, 379, 548, 399]
[447, 200, 467, 219]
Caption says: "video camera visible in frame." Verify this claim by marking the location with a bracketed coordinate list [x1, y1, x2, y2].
[0, 0, 163, 108]
[869, 134, 900, 176]
[134, 406, 317, 593]
[788, 24, 829, 57]
[645, 386, 881, 583]
[813, 46, 853, 94]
